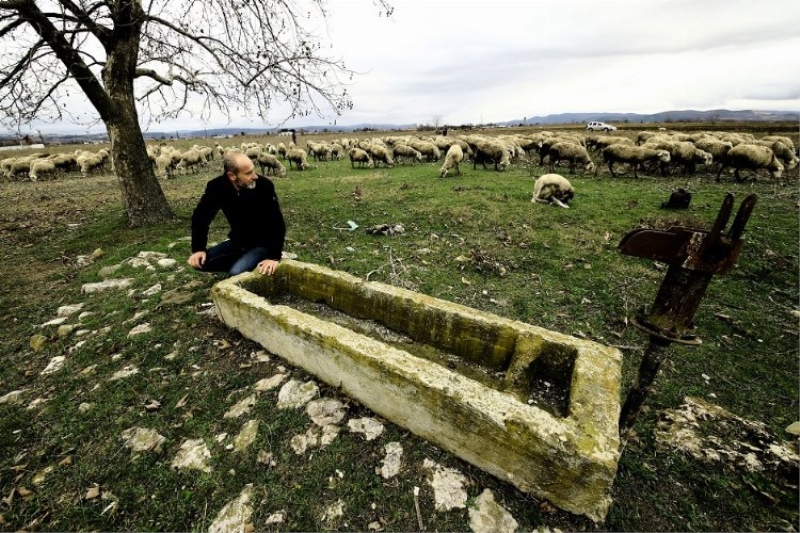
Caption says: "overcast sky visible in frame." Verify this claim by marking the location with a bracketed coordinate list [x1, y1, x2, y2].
[19, 0, 800, 134]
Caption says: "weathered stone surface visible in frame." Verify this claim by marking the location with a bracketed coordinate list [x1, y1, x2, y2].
[424, 459, 469, 511]
[57, 303, 85, 317]
[41, 356, 66, 375]
[172, 439, 212, 472]
[121, 427, 166, 453]
[208, 485, 254, 533]
[348, 417, 384, 441]
[254, 373, 288, 392]
[224, 394, 258, 419]
[233, 420, 259, 452]
[81, 278, 133, 293]
[30, 334, 48, 352]
[277, 379, 318, 409]
[211, 260, 622, 521]
[380, 442, 403, 479]
[468, 489, 518, 533]
[0, 389, 28, 405]
[306, 398, 347, 427]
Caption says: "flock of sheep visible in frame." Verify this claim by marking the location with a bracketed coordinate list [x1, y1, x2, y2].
[1, 127, 796, 185]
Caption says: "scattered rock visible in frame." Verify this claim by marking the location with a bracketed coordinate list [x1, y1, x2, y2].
[127, 323, 152, 337]
[265, 512, 284, 525]
[786, 422, 800, 436]
[30, 334, 48, 352]
[110, 365, 139, 381]
[468, 489, 518, 533]
[78, 402, 94, 413]
[290, 428, 319, 455]
[31, 466, 55, 487]
[160, 289, 193, 306]
[306, 398, 347, 427]
[320, 424, 341, 447]
[348, 417, 384, 441]
[233, 420, 259, 452]
[98, 264, 122, 277]
[277, 379, 319, 409]
[157, 258, 177, 269]
[120, 427, 166, 453]
[81, 279, 134, 293]
[208, 485, 254, 533]
[223, 394, 258, 419]
[57, 324, 77, 338]
[141, 284, 162, 297]
[26, 397, 48, 410]
[57, 303, 85, 317]
[257, 451, 276, 467]
[0, 389, 28, 405]
[321, 500, 345, 525]
[423, 459, 469, 511]
[254, 373, 288, 392]
[40, 356, 66, 376]
[172, 439, 212, 472]
[39, 317, 68, 327]
[380, 442, 403, 479]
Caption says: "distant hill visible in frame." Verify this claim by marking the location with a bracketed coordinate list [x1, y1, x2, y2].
[1, 109, 796, 144]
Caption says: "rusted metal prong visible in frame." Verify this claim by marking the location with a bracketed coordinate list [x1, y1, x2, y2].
[708, 193, 735, 242]
[727, 193, 758, 241]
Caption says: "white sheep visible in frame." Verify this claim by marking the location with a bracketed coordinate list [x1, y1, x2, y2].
[716, 144, 784, 182]
[29, 160, 57, 181]
[760, 135, 795, 152]
[348, 147, 373, 169]
[752, 140, 798, 170]
[601, 145, 670, 178]
[643, 140, 712, 175]
[392, 144, 423, 165]
[439, 144, 463, 178]
[79, 154, 106, 175]
[471, 138, 510, 171]
[256, 152, 286, 177]
[368, 144, 394, 167]
[175, 149, 205, 174]
[531, 174, 574, 208]
[547, 142, 595, 174]
[286, 148, 308, 170]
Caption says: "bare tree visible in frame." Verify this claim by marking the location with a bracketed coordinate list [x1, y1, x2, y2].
[0, 0, 392, 226]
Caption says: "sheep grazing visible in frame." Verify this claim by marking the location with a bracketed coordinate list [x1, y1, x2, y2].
[29, 160, 57, 181]
[368, 144, 394, 167]
[439, 144, 463, 178]
[531, 174, 574, 208]
[286, 148, 308, 170]
[752, 140, 798, 170]
[644, 140, 713, 175]
[472, 138, 510, 171]
[760, 135, 796, 152]
[348, 147, 373, 168]
[547, 142, 595, 174]
[79, 154, 106, 176]
[175, 149, 205, 175]
[256, 152, 286, 177]
[586, 135, 635, 152]
[716, 144, 784, 182]
[155, 152, 176, 179]
[392, 144, 423, 165]
[601, 145, 670, 178]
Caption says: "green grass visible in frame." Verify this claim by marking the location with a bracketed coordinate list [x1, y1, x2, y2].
[0, 127, 798, 531]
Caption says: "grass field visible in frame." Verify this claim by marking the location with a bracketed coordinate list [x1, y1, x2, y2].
[0, 124, 798, 531]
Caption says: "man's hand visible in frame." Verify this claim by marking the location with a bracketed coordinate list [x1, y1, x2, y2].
[257, 259, 279, 276]
[188, 251, 206, 270]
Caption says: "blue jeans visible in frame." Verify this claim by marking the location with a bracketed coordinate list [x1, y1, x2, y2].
[200, 240, 271, 276]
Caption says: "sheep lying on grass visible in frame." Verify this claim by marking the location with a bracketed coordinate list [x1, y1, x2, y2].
[716, 144, 783, 182]
[547, 142, 595, 174]
[601, 145, 670, 178]
[531, 174, 574, 208]
[286, 148, 308, 170]
[439, 144, 463, 177]
[348, 148, 373, 169]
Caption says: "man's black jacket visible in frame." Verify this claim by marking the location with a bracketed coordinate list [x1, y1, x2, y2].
[191, 174, 286, 260]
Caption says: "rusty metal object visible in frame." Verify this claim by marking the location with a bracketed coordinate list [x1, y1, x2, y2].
[618, 193, 757, 429]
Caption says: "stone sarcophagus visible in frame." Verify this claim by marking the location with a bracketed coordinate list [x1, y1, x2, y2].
[211, 260, 622, 521]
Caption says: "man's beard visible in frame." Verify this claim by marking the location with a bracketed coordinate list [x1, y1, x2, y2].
[238, 178, 257, 190]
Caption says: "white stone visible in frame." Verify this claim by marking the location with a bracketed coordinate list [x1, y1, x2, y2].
[57, 303, 85, 317]
[172, 439, 212, 472]
[320, 424, 341, 447]
[306, 398, 347, 427]
[157, 258, 177, 268]
[265, 512, 284, 525]
[348, 417, 384, 441]
[322, 500, 345, 523]
[26, 397, 48, 410]
[277, 379, 319, 409]
[254, 373, 288, 392]
[424, 459, 469, 511]
[110, 365, 139, 381]
[121, 427, 166, 453]
[380, 442, 403, 479]
[78, 311, 95, 321]
[233, 420, 259, 452]
[137, 251, 168, 260]
[39, 317, 68, 327]
[208, 485, 254, 533]
[81, 278, 133, 293]
[290, 427, 320, 454]
[142, 284, 162, 297]
[468, 489, 518, 533]
[128, 323, 152, 337]
[223, 394, 257, 419]
[98, 264, 122, 277]
[41, 356, 66, 375]
[78, 402, 94, 412]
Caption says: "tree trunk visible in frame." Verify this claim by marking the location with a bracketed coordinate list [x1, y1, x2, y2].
[105, 99, 174, 227]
